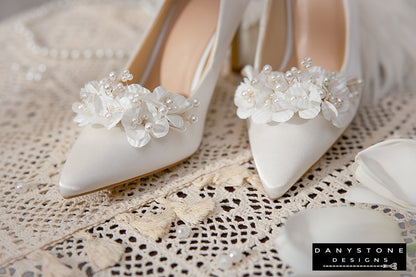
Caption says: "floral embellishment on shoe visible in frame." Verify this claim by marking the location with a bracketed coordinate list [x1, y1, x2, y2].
[234, 58, 363, 128]
[73, 70, 199, 148]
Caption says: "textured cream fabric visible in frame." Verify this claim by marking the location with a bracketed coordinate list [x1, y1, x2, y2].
[1, 1, 415, 276]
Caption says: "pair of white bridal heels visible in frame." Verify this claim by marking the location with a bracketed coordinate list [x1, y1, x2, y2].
[59, 0, 362, 199]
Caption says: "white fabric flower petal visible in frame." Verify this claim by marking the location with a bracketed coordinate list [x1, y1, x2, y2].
[251, 107, 272, 124]
[322, 101, 338, 122]
[271, 110, 294, 122]
[152, 118, 169, 138]
[167, 114, 185, 129]
[298, 105, 321, 119]
[236, 107, 254, 119]
[121, 106, 153, 147]
[126, 128, 151, 148]
[346, 139, 416, 212]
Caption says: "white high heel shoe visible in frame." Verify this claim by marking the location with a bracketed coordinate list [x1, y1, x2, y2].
[234, 0, 362, 199]
[59, 0, 249, 197]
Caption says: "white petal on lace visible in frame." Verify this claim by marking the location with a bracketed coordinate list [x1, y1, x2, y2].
[346, 139, 416, 212]
[234, 58, 362, 127]
[73, 70, 198, 148]
[274, 207, 402, 276]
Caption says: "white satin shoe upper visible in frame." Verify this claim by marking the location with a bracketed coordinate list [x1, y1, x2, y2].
[59, 0, 249, 197]
[236, 0, 362, 199]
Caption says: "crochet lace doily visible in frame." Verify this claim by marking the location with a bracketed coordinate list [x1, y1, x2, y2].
[0, 1, 415, 276]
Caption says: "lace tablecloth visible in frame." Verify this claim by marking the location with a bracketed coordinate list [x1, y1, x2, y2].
[0, 1, 415, 276]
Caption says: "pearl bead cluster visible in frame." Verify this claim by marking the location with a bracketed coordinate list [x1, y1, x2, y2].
[14, 1, 129, 60]
[10, 63, 48, 94]
[257, 58, 363, 107]
[11, 62, 47, 82]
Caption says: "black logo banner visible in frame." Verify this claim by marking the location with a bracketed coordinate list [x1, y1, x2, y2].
[312, 243, 406, 271]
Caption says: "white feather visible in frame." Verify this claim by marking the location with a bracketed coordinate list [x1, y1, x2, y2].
[358, 0, 416, 104]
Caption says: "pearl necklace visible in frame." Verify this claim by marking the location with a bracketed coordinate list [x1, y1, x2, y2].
[14, 0, 130, 60]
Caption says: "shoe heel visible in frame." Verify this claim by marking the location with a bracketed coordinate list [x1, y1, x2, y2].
[231, 26, 242, 72]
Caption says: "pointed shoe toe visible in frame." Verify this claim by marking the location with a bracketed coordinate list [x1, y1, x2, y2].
[248, 116, 347, 199]
[59, 125, 199, 197]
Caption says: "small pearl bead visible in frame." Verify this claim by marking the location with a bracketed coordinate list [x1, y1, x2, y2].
[250, 78, 258, 86]
[15, 183, 24, 190]
[176, 225, 191, 239]
[11, 63, 20, 71]
[144, 122, 153, 132]
[70, 49, 80, 59]
[105, 113, 111, 119]
[49, 49, 58, 58]
[105, 49, 114, 58]
[25, 72, 34, 81]
[291, 67, 297, 72]
[192, 99, 200, 107]
[306, 57, 313, 63]
[159, 106, 167, 115]
[165, 98, 173, 105]
[34, 73, 42, 81]
[115, 49, 125, 59]
[241, 91, 247, 97]
[228, 249, 242, 263]
[96, 49, 104, 58]
[104, 84, 111, 91]
[38, 64, 47, 72]
[262, 64, 272, 73]
[285, 72, 293, 79]
[190, 115, 198, 124]
[83, 49, 93, 59]
[217, 254, 233, 270]
[60, 49, 69, 59]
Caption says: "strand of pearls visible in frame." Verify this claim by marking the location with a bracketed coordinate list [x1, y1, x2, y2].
[14, 0, 130, 60]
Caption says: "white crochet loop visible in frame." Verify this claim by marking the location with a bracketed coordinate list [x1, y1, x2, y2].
[72, 70, 198, 148]
[234, 58, 362, 128]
